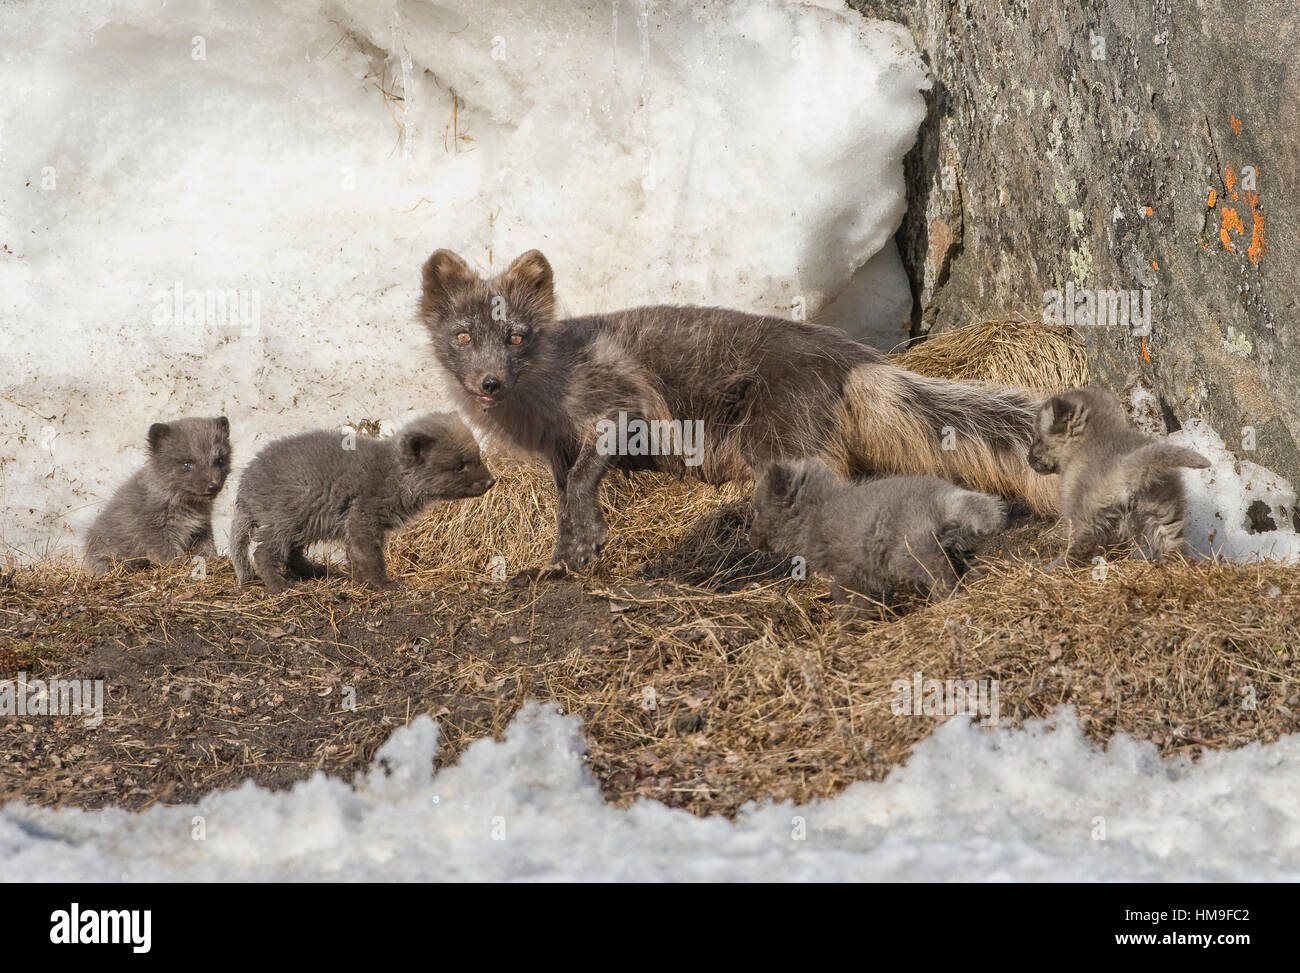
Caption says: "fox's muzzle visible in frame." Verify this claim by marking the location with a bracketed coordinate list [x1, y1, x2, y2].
[466, 371, 511, 406]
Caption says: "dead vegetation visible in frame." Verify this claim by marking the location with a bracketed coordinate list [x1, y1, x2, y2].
[896, 317, 1091, 392]
[2, 461, 1297, 817]
[1, 319, 1290, 815]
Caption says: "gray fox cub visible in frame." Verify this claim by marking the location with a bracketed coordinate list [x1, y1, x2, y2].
[84, 416, 231, 574]
[750, 458, 1006, 602]
[230, 413, 493, 592]
[1027, 387, 1210, 562]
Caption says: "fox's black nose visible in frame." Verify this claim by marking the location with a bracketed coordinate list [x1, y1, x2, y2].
[481, 375, 501, 393]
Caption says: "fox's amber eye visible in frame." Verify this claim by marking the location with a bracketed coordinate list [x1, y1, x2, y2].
[508, 333, 524, 345]
[456, 332, 472, 344]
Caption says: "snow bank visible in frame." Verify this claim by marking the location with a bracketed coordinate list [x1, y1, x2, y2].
[4, 701, 1298, 881]
[1170, 419, 1300, 563]
[0, 0, 929, 559]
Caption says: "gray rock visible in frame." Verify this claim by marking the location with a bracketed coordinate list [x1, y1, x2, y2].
[854, 0, 1300, 484]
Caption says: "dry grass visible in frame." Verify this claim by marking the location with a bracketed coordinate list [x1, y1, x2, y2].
[896, 317, 1090, 391]
[2, 460, 1297, 817]
[391, 461, 764, 586]
[399, 460, 1300, 766]
[0, 317, 1290, 815]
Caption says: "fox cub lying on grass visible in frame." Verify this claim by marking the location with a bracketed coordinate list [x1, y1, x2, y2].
[230, 413, 494, 593]
[750, 458, 1007, 604]
[1027, 387, 1210, 563]
[84, 416, 231, 575]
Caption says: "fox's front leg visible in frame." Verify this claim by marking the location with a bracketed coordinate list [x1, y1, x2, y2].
[145, 534, 187, 569]
[344, 510, 394, 589]
[189, 524, 218, 561]
[508, 452, 589, 587]
[510, 365, 660, 586]
[1061, 529, 1101, 569]
[508, 440, 616, 588]
[554, 440, 616, 568]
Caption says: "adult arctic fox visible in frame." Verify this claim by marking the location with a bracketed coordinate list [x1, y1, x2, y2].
[418, 249, 1055, 582]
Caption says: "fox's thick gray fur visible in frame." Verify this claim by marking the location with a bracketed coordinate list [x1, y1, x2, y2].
[230, 413, 494, 593]
[1027, 386, 1210, 562]
[84, 416, 231, 575]
[418, 248, 1052, 583]
[750, 459, 1007, 602]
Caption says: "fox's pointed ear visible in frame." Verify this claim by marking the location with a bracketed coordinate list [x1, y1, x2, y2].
[215, 416, 230, 437]
[501, 250, 555, 319]
[421, 250, 477, 315]
[762, 462, 796, 502]
[147, 422, 171, 452]
[1048, 394, 1085, 435]
[400, 430, 436, 466]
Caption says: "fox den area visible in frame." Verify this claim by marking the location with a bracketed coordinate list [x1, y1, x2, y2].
[2, 458, 1297, 818]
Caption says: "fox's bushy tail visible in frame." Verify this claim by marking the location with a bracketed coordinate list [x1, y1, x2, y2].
[829, 361, 1060, 516]
[229, 504, 255, 585]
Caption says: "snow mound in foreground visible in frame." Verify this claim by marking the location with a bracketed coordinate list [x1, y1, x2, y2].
[3, 702, 1298, 881]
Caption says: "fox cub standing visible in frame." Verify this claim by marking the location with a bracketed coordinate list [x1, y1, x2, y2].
[418, 248, 1052, 584]
[230, 413, 494, 593]
[1027, 386, 1210, 562]
[750, 458, 1007, 603]
[85, 416, 231, 574]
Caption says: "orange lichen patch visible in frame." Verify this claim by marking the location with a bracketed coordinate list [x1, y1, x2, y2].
[1231, 115, 1243, 135]
[1207, 188, 1218, 208]
[1144, 205, 1154, 216]
[1141, 338, 1151, 363]
[1246, 190, 1266, 265]
[1220, 207, 1244, 250]
[1225, 165, 1238, 200]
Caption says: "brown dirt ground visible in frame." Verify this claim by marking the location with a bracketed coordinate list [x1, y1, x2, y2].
[2, 462, 1298, 818]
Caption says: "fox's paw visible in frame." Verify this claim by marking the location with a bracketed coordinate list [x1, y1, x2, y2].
[556, 531, 606, 569]
[574, 516, 609, 552]
[261, 576, 291, 596]
[1043, 553, 1073, 573]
